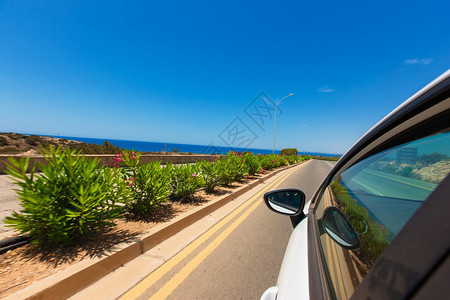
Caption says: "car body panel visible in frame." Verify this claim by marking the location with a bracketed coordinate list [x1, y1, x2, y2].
[276, 217, 310, 300]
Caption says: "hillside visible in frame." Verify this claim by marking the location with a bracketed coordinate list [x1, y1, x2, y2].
[0, 133, 124, 155]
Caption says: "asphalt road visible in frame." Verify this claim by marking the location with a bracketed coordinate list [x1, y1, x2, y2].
[124, 160, 334, 300]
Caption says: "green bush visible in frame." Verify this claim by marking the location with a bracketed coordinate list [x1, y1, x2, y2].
[243, 153, 262, 175]
[5, 146, 129, 247]
[0, 136, 8, 146]
[280, 148, 298, 156]
[0, 147, 22, 154]
[119, 150, 171, 215]
[25, 135, 40, 146]
[214, 158, 235, 185]
[227, 152, 249, 181]
[167, 163, 202, 201]
[198, 160, 220, 191]
[213, 152, 249, 184]
[418, 152, 448, 166]
[258, 154, 285, 170]
[68, 140, 125, 154]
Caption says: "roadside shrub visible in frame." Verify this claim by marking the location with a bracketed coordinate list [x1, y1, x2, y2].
[243, 153, 262, 175]
[213, 152, 249, 184]
[258, 154, 281, 170]
[4, 132, 22, 140]
[214, 157, 235, 185]
[310, 155, 340, 161]
[0, 136, 8, 146]
[417, 152, 448, 166]
[25, 135, 40, 146]
[280, 148, 298, 156]
[119, 150, 171, 216]
[5, 146, 129, 247]
[227, 152, 249, 181]
[167, 163, 202, 201]
[198, 160, 220, 191]
[0, 147, 22, 154]
[68, 140, 125, 154]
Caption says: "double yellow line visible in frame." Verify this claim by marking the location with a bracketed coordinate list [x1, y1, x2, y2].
[120, 165, 303, 300]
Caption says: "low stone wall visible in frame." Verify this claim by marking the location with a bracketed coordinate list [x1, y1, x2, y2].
[0, 154, 214, 174]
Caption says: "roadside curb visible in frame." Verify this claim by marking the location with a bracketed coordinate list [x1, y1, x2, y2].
[4, 162, 307, 300]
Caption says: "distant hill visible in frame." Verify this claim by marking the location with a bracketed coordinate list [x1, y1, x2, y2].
[0, 132, 124, 155]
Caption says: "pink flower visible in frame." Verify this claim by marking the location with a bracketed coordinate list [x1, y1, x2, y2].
[130, 156, 137, 160]
[191, 174, 197, 178]
[272, 160, 275, 164]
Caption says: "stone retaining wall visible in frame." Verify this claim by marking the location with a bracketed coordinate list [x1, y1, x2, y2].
[0, 154, 214, 174]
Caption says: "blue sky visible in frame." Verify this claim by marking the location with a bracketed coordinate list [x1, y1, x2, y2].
[0, 1, 449, 154]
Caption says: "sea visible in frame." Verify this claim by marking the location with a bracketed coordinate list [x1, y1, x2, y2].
[43, 135, 340, 157]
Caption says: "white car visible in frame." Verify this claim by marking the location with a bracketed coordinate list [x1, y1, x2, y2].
[262, 70, 450, 299]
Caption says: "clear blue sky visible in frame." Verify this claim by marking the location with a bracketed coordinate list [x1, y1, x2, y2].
[1, 1, 449, 154]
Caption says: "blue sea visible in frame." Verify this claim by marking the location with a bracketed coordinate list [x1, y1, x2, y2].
[44, 135, 340, 157]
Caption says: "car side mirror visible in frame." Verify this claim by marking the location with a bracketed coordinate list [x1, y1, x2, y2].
[320, 207, 361, 250]
[263, 188, 305, 216]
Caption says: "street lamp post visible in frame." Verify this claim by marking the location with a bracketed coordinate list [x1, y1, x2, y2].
[296, 124, 307, 152]
[273, 93, 294, 154]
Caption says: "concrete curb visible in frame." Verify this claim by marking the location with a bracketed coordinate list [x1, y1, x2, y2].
[4, 162, 306, 300]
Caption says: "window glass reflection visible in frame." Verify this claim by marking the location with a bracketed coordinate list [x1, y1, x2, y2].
[315, 131, 450, 299]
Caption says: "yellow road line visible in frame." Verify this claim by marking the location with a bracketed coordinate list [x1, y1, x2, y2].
[150, 196, 264, 299]
[331, 237, 347, 300]
[323, 188, 346, 299]
[364, 169, 434, 191]
[325, 237, 337, 292]
[119, 165, 301, 300]
[325, 230, 346, 300]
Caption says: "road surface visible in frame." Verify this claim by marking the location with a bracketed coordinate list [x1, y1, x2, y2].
[119, 160, 334, 300]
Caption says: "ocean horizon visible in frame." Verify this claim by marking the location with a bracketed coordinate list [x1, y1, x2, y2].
[40, 134, 341, 157]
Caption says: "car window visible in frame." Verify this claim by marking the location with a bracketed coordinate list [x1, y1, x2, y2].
[314, 131, 450, 299]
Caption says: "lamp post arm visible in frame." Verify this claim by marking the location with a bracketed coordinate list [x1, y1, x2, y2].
[272, 93, 293, 155]
[273, 106, 278, 154]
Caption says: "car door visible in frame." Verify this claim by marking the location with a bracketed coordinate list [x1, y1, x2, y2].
[312, 131, 449, 299]
[307, 72, 450, 299]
